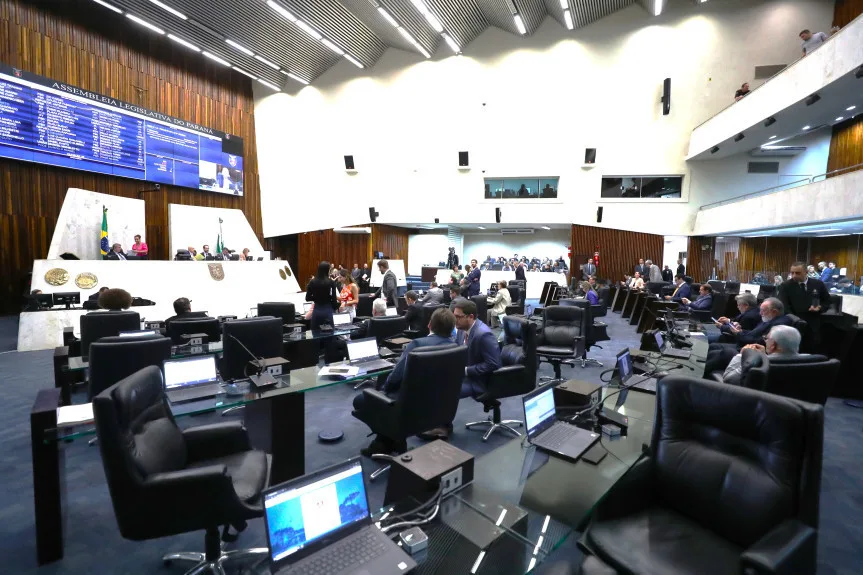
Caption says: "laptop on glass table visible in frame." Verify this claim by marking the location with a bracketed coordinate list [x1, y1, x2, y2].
[654, 331, 691, 359]
[163, 355, 223, 403]
[346, 337, 394, 373]
[522, 385, 599, 462]
[263, 457, 416, 575]
[333, 312, 361, 331]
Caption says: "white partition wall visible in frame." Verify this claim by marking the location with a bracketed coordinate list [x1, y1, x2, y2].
[407, 234, 449, 276]
[169, 204, 265, 257]
[47, 189, 145, 260]
[369, 259, 407, 287]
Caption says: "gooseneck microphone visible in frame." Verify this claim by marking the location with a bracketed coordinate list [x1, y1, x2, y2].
[228, 334, 277, 387]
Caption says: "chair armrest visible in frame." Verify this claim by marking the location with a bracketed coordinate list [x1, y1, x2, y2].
[182, 421, 251, 462]
[591, 456, 656, 523]
[145, 464, 229, 488]
[362, 388, 397, 407]
[740, 519, 817, 575]
[402, 329, 422, 340]
[710, 372, 725, 383]
[488, 364, 526, 392]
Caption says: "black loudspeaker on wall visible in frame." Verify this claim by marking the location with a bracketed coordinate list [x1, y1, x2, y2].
[369, 207, 378, 223]
[344, 155, 355, 170]
[495, 207, 501, 224]
[596, 206, 603, 223]
[459, 151, 469, 167]
[662, 78, 671, 116]
[584, 148, 597, 164]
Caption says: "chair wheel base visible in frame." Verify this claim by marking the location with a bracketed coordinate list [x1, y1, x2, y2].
[162, 548, 267, 575]
[465, 418, 523, 441]
[580, 358, 603, 368]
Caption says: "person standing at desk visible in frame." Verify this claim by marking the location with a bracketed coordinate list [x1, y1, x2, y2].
[466, 259, 482, 297]
[515, 260, 526, 282]
[777, 261, 830, 350]
[676, 259, 685, 277]
[306, 261, 340, 330]
[130, 235, 148, 259]
[338, 269, 359, 320]
[376, 259, 399, 308]
[662, 265, 673, 282]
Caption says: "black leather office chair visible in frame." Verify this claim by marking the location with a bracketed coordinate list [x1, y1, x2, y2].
[167, 317, 222, 345]
[690, 292, 728, 323]
[465, 316, 537, 440]
[505, 284, 525, 316]
[579, 375, 823, 575]
[709, 347, 769, 387]
[356, 293, 375, 317]
[352, 345, 466, 480]
[88, 334, 172, 400]
[470, 294, 488, 325]
[536, 306, 585, 381]
[746, 352, 840, 405]
[592, 287, 610, 317]
[757, 284, 776, 302]
[559, 299, 605, 367]
[221, 317, 283, 381]
[256, 302, 296, 326]
[93, 366, 269, 574]
[405, 304, 444, 339]
[725, 281, 741, 295]
[80, 311, 141, 359]
[708, 280, 725, 293]
[368, 316, 408, 348]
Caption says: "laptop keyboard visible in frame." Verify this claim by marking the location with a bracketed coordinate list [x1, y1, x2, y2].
[167, 383, 222, 403]
[280, 529, 387, 574]
[538, 422, 577, 449]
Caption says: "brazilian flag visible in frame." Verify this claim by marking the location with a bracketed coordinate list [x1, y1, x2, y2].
[100, 207, 109, 256]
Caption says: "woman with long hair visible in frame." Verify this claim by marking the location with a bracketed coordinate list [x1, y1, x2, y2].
[338, 269, 359, 319]
[305, 261, 340, 330]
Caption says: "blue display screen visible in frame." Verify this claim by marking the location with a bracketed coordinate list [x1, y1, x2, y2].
[0, 65, 244, 195]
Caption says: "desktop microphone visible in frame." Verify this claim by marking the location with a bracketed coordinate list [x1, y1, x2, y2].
[227, 334, 278, 387]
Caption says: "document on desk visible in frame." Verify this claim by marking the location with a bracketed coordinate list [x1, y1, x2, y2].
[56, 403, 94, 427]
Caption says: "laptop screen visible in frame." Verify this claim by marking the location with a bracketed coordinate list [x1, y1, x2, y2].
[303, 302, 313, 313]
[163, 356, 217, 389]
[385, 307, 398, 317]
[615, 349, 634, 385]
[654, 331, 665, 350]
[346, 337, 378, 362]
[264, 459, 369, 563]
[119, 330, 156, 338]
[523, 386, 556, 439]
[333, 313, 352, 326]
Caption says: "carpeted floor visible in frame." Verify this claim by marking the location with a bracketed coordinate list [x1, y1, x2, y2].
[0, 309, 860, 574]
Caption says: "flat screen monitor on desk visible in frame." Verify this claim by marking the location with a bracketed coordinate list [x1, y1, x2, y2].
[53, 292, 80, 309]
[35, 293, 54, 308]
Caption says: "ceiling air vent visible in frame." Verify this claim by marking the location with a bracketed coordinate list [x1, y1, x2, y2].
[501, 228, 535, 235]
[747, 161, 780, 174]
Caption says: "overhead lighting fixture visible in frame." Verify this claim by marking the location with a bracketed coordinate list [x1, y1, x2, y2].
[125, 14, 165, 35]
[377, 7, 399, 28]
[654, 0, 664, 16]
[320, 38, 345, 56]
[764, 116, 776, 127]
[254, 55, 280, 69]
[344, 54, 364, 69]
[805, 93, 821, 106]
[441, 33, 460, 54]
[231, 66, 257, 80]
[848, 105, 857, 111]
[559, 0, 568, 8]
[769, 135, 777, 139]
[286, 72, 309, 85]
[266, 0, 297, 22]
[477, 226, 486, 230]
[836, 116, 845, 122]
[295, 20, 323, 41]
[148, 0, 187, 20]
[167, 34, 201, 52]
[202, 51, 230, 66]
[226, 39, 254, 56]
[710, 146, 719, 154]
[409, 0, 444, 33]
[802, 125, 811, 130]
[816, 233, 848, 238]
[564, 10, 574, 30]
[541, 226, 551, 230]
[513, 15, 526, 35]
[733, 133, 745, 142]
[256, 79, 281, 92]
[397, 27, 431, 58]
[91, 0, 122, 14]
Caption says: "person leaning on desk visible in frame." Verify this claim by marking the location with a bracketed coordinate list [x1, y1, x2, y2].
[306, 261, 340, 330]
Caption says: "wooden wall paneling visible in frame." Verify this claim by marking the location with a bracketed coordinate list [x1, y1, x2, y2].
[371, 225, 410, 273]
[297, 230, 371, 287]
[827, 116, 863, 176]
[0, 0, 261, 313]
[686, 236, 715, 282]
[810, 235, 862, 281]
[570, 225, 663, 285]
[833, 0, 863, 27]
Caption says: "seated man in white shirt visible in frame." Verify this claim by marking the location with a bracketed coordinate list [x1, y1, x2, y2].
[486, 280, 511, 327]
[722, 324, 802, 385]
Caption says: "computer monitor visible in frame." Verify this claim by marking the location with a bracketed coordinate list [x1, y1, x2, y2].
[302, 302, 313, 314]
[615, 348, 634, 385]
[53, 292, 81, 309]
[221, 317, 283, 380]
[163, 355, 219, 389]
[35, 293, 54, 308]
[332, 313, 352, 326]
[257, 302, 297, 326]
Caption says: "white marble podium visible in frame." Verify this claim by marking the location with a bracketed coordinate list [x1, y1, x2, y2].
[19, 259, 303, 351]
[434, 269, 568, 300]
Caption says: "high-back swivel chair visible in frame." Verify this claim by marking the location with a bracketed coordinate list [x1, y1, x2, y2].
[536, 306, 585, 381]
[88, 334, 172, 400]
[80, 311, 141, 359]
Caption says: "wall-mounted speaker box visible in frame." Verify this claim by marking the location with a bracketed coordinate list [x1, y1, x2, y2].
[584, 148, 597, 164]
[662, 78, 671, 116]
[344, 155, 355, 170]
[458, 151, 469, 167]
[596, 206, 603, 223]
[495, 207, 501, 224]
[369, 207, 378, 223]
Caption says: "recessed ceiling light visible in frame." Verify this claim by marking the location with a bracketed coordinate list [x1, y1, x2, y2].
[148, 0, 187, 20]
[91, 0, 122, 13]
[202, 51, 230, 66]
[513, 14, 526, 35]
[769, 135, 777, 139]
[836, 117, 845, 122]
[802, 125, 810, 130]
[848, 105, 857, 111]
[285, 72, 309, 85]
[320, 38, 345, 56]
[256, 79, 281, 92]
[344, 54, 364, 69]
[654, 0, 664, 16]
[254, 55, 280, 69]
[226, 39, 254, 56]
[541, 226, 551, 230]
[231, 66, 257, 80]
[441, 33, 460, 54]
[167, 34, 200, 52]
[266, 0, 296, 22]
[377, 7, 399, 28]
[125, 14, 165, 34]
[564, 10, 574, 30]
[295, 20, 323, 41]
[477, 226, 486, 230]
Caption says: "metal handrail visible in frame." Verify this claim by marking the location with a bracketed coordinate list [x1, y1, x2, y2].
[698, 162, 863, 211]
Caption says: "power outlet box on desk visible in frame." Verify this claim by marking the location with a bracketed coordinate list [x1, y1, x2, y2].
[553, 380, 602, 410]
[384, 440, 474, 506]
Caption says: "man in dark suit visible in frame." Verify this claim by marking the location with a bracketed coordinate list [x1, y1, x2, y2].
[581, 258, 596, 280]
[715, 292, 760, 341]
[402, 291, 425, 331]
[664, 274, 691, 302]
[104, 243, 128, 260]
[466, 259, 482, 297]
[676, 259, 685, 277]
[777, 261, 831, 350]
[705, 297, 793, 374]
[661, 265, 673, 282]
[680, 284, 713, 311]
[355, 308, 457, 455]
[634, 259, 647, 277]
[421, 299, 501, 440]
[515, 261, 526, 281]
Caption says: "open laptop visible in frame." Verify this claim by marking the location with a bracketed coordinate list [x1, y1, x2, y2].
[118, 329, 157, 338]
[616, 348, 657, 394]
[302, 302, 313, 314]
[522, 385, 600, 462]
[163, 355, 223, 403]
[654, 330, 691, 359]
[263, 457, 416, 575]
[333, 312, 362, 331]
[384, 307, 398, 317]
[346, 337, 394, 372]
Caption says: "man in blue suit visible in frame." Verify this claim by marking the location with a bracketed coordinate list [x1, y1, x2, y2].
[705, 297, 793, 374]
[818, 262, 832, 283]
[466, 259, 482, 297]
[420, 299, 501, 440]
[680, 284, 713, 311]
[664, 274, 691, 302]
[355, 308, 457, 455]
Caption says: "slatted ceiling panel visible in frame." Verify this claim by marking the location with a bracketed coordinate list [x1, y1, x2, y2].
[0, 0, 262, 313]
[338, 0, 418, 53]
[425, 0, 488, 49]
[514, 0, 548, 34]
[383, 0, 442, 54]
[570, 225, 663, 286]
[542, 0, 565, 27]
[475, 0, 519, 35]
[569, 0, 635, 29]
[372, 224, 410, 271]
[281, 0, 387, 66]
